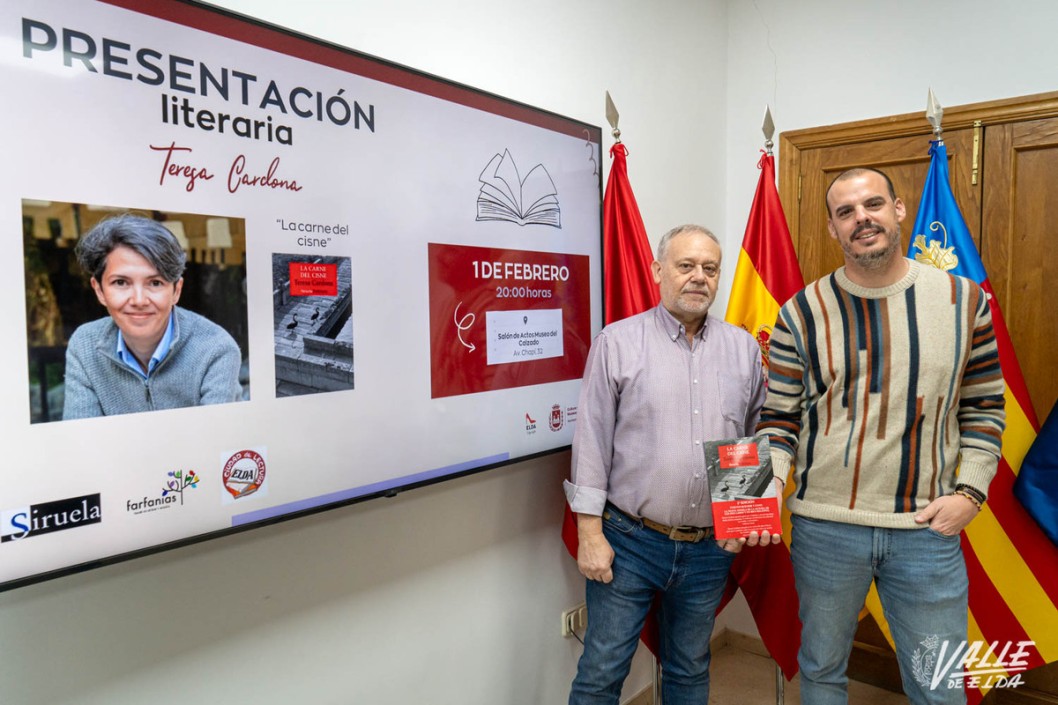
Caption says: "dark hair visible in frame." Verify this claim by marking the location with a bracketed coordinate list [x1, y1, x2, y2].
[825, 167, 897, 215]
[75, 214, 187, 283]
[656, 224, 720, 261]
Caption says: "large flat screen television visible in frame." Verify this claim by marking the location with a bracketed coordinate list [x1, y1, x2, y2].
[1, 0, 603, 591]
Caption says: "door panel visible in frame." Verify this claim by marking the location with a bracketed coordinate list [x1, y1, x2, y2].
[981, 117, 1058, 422]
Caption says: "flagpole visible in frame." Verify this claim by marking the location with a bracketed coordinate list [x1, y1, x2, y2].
[605, 90, 621, 145]
[763, 105, 775, 157]
[927, 87, 944, 144]
[762, 104, 786, 705]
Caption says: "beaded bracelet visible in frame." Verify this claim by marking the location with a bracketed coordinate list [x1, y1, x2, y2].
[954, 483, 987, 504]
[953, 490, 983, 511]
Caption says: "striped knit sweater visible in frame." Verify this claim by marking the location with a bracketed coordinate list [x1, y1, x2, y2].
[757, 259, 1005, 528]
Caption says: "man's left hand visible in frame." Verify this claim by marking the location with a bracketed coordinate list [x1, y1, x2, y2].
[744, 529, 783, 547]
[914, 493, 980, 535]
[741, 478, 785, 547]
[716, 536, 746, 553]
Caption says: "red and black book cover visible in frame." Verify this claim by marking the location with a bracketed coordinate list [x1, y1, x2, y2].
[705, 436, 781, 539]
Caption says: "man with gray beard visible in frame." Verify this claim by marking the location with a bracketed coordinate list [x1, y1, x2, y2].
[566, 224, 778, 705]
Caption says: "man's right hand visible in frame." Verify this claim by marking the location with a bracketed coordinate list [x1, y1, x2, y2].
[576, 514, 614, 583]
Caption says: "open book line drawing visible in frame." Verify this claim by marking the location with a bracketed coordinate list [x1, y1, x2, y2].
[476, 149, 561, 228]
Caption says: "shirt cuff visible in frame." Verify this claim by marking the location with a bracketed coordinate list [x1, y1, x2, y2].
[955, 453, 999, 498]
[771, 452, 793, 485]
[563, 480, 608, 516]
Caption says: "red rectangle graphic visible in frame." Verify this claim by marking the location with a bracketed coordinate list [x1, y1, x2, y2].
[427, 243, 592, 398]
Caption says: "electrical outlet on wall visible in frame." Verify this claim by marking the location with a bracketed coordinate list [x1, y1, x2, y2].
[561, 602, 588, 637]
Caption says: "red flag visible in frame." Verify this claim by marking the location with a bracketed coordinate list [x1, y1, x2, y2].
[723, 152, 803, 679]
[563, 142, 662, 651]
[602, 144, 660, 324]
[564, 143, 659, 554]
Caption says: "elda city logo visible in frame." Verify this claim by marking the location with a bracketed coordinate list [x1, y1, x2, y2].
[549, 404, 564, 432]
[1, 493, 102, 543]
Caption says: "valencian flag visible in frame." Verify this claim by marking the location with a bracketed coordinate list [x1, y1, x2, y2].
[905, 141, 1057, 702]
[561, 141, 664, 652]
[1015, 404, 1058, 544]
[722, 151, 803, 680]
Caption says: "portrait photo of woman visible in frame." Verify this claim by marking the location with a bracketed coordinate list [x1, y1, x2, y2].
[62, 214, 242, 418]
[23, 203, 250, 422]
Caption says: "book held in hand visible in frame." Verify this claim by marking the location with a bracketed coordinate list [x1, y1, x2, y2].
[705, 435, 781, 540]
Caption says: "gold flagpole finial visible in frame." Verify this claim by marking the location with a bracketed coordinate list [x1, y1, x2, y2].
[927, 88, 944, 142]
[762, 105, 775, 155]
[605, 91, 621, 143]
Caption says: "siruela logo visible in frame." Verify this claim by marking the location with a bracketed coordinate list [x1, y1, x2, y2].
[1, 493, 102, 543]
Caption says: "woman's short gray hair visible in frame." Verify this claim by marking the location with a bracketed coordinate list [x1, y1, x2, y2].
[75, 214, 187, 283]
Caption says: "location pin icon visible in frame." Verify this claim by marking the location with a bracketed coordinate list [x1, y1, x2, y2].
[523, 316, 528, 325]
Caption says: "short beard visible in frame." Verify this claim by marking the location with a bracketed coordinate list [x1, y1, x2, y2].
[842, 225, 901, 270]
[675, 290, 712, 318]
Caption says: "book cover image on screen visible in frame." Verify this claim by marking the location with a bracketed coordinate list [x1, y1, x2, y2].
[704, 436, 781, 539]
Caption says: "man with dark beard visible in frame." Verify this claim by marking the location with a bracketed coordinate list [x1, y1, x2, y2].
[566, 224, 778, 705]
[756, 168, 1006, 704]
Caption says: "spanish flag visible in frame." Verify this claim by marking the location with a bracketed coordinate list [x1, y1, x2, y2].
[723, 151, 804, 679]
[903, 141, 1057, 703]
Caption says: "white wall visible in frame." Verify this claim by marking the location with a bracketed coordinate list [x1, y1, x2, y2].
[719, 0, 1058, 638]
[0, 2, 728, 704]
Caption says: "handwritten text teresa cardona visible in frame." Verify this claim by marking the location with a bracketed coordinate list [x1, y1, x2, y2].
[151, 142, 302, 194]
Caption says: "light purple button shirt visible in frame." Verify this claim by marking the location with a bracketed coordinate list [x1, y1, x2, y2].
[564, 304, 765, 528]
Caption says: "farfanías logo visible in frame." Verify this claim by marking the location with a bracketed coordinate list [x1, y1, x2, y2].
[127, 470, 201, 515]
[163, 470, 199, 504]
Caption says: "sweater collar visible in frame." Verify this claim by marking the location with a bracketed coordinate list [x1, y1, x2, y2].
[834, 258, 920, 299]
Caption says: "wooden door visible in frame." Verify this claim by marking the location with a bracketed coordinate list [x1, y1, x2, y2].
[980, 117, 1058, 424]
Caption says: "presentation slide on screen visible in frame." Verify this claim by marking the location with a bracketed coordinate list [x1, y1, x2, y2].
[0, 0, 602, 589]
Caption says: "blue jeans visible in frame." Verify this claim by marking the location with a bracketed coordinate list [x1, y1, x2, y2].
[790, 515, 968, 705]
[569, 504, 735, 705]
